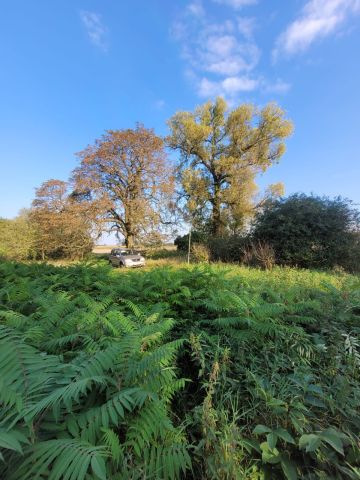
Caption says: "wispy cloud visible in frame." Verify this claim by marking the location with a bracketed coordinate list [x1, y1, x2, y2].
[187, 0, 205, 17]
[198, 76, 259, 97]
[263, 79, 292, 94]
[212, 0, 258, 9]
[80, 11, 108, 51]
[273, 0, 360, 59]
[171, 1, 263, 101]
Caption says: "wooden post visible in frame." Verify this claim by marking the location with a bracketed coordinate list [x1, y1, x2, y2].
[187, 228, 192, 264]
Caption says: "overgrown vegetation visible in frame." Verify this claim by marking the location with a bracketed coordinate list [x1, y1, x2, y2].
[1, 259, 360, 479]
[175, 195, 360, 272]
[252, 194, 360, 271]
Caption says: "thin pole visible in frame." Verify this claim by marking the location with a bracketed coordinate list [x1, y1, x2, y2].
[187, 228, 192, 264]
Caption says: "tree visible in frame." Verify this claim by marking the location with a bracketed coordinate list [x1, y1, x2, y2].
[252, 194, 360, 270]
[166, 97, 293, 236]
[31, 179, 94, 259]
[0, 210, 36, 260]
[72, 125, 175, 248]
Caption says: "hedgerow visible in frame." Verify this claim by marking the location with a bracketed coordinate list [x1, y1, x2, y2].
[0, 260, 360, 479]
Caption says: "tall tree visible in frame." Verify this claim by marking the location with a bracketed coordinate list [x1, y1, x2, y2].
[167, 97, 293, 236]
[72, 125, 174, 248]
[31, 179, 94, 259]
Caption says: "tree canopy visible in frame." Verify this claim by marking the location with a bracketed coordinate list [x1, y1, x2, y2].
[167, 97, 293, 235]
[73, 125, 174, 248]
[30, 179, 94, 259]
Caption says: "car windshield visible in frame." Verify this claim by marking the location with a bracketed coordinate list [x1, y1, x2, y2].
[120, 250, 140, 256]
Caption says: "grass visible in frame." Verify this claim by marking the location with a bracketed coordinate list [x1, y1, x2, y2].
[0, 256, 360, 479]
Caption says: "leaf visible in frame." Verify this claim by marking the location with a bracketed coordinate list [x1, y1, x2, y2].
[260, 442, 281, 464]
[0, 430, 23, 453]
[319, 428, 345, 455]
[91, 455, 107, 480]
[299, 434, 321, 452]
[267, 432, 278, 450]
[304, 395, 326, 408]
[281, 456, 298, 480]
[275, 428, 296, 445]
[253, 424, 272, 435]
[241, 438, 261, 454]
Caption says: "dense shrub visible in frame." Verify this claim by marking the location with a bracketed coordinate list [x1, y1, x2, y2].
[191, 242, 210, 262]
[207, 235, 249, 262]
[0, 212, 36, 260]
[253, 194, 360, 271]
[174, 231, 207, 251]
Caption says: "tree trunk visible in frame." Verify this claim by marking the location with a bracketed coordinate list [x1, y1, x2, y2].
[124, 207, 135, 248]
[211, 182, 223, 237]
[125, 233, 134, 248]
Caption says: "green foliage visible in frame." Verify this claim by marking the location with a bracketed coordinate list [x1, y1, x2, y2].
[253, 194, 360, 271]
[1, 259, 360, 479]
[174, 231, 207, 251]
[207, 235, 249, 262]
[0, 211, 36, 260]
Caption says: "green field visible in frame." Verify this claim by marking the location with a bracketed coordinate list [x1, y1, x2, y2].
[1, 259, 360, 479]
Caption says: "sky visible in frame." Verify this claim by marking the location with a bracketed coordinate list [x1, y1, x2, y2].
[0, 0, 360, 219]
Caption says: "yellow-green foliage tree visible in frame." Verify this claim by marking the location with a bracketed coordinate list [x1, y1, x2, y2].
[0, 210, 36, 260]
[167, 97, 293, 236]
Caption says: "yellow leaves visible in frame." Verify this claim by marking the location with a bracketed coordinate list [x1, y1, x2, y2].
[167, 112, 211, 158]
[227, 103, 254, 130]
[260, 103, 294, 139]
[167, 97, 293, 234]
[266, 182, 285, 199]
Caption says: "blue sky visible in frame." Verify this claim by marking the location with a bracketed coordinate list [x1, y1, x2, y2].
[1, 0, 360, 218]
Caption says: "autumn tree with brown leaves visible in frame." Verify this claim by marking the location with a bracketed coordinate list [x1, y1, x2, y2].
[167, 97, 293, 236]
[72, 125, 175, 248]
[31, 179, 94, 259]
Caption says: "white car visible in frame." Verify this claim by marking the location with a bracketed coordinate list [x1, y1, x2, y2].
[109, 248, 145, 268]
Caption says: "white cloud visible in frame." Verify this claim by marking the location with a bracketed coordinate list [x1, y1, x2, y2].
[222, 76, 259, 92]
[213, 0, 258, 9]
[172, 1, 292, 101]
[80, 11, 108, 51]
[273, 0, 360, 58]
[176, 14, 260, 79]
[198, 75, 259, 97]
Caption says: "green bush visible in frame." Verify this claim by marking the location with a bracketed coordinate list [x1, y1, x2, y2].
[0, 212, 36, 260]
[174, 231, 207, 252]
[253, 194, 360, 271]
[207, 235, 249, 262]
